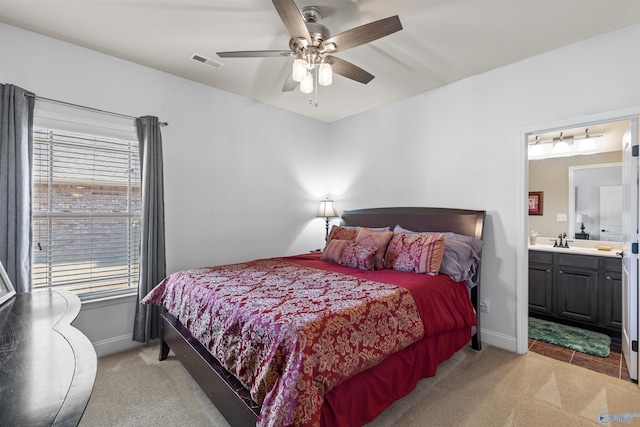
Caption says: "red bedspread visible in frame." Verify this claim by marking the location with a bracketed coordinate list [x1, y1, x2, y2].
[287, 253, 476, 336]
[143, 253, 476, 427]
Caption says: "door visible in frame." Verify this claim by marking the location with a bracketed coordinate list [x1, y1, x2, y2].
[600, 185, 623, 241]
[621, 118, 639, 382]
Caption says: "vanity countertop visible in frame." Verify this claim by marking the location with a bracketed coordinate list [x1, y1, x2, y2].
[528, 243, 622, 258]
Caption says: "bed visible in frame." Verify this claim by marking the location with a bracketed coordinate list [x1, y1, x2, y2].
[143, 207, 485, 427]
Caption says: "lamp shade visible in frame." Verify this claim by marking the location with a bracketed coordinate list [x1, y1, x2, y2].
[578, 138, 597, 151]
[576, 214, 588, 223]
[552, 140, 570, 153]
[529, 144, 545, 157]
[317, 200, 338, 218]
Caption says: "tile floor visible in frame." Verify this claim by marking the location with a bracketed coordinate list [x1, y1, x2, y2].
[528, 338, 633, 383]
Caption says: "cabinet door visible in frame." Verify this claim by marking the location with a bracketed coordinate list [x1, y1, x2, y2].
[603, 272, 623, 330]
[556, 267, 599, 324]
[529, 263, 553, 315]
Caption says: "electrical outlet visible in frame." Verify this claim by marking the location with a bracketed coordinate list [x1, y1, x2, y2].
[557, 213, 567, 222]
[479, 299, 489, 313]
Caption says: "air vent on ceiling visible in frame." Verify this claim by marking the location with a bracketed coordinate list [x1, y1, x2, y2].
[189, 53, 223, 69]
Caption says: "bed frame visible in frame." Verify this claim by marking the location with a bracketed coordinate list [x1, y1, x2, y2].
[159, 207, 485, 427]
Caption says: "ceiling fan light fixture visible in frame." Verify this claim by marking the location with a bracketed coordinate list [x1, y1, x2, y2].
[219, 1, 403, 105]
[292, 58, 307, 82]
[318, 62, 332, 86]
[300, 72, 314, 93]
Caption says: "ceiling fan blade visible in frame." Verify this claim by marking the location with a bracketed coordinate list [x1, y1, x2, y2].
[217, 50, 292, 58]
[326, 56, 374, 84]
[282, 73, 299, 92]
[272, 0, 311, 44]
[322, 15, 402, 54]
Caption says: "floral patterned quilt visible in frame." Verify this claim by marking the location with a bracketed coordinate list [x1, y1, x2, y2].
[142, 258, 427, 427]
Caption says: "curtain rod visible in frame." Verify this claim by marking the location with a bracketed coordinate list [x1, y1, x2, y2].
[24, 93, 168, 126]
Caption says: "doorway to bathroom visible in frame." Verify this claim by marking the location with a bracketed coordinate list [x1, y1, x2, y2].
[519, 112, 639, 385]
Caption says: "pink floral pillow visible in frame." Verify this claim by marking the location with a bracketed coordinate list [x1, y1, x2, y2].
[340, 242, 378, 270]
[384, 233, 445, 274]
[326, 225, 359, 247]
[355, 228, 394, 269]
[321, 239, 349, 263]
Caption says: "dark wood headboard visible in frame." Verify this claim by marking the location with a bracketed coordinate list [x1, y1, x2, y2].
[341, 207, 485, 240]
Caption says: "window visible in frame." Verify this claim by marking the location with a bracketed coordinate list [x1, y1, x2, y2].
[32, 127, 141, 298]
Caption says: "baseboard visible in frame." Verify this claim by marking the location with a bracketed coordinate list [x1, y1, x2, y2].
[480, 328, 517, 353]
[92, 333, 143, 357]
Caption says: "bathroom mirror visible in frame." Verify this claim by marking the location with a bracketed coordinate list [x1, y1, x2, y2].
[569, 163, 622, 242]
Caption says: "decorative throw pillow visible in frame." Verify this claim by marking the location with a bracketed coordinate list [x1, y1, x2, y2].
[340, 242, 378, 270]
[355, 228, 394, 269]
[384, 232, 445, 274]
[439, 233, 484, 284]
[392, 226, 483, 283]
[321, 239, 349, 264]
[326, 225, 359, 246]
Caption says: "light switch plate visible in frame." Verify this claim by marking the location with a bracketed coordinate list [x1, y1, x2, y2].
[557, 213, 567, 221]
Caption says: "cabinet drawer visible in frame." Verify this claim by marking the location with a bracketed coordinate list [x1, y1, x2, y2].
[557, 253, 598, 270]
[604, 257, 622, 273]
[529, 250, 552, 264]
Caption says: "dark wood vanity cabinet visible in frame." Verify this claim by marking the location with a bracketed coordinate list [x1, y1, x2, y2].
[528, 251, 553, 315]
[602, 257, 623, 330]
[529, 250, 622, 337]
[555, 253, 599, 325]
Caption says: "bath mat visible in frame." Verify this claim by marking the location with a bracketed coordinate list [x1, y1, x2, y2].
[529, 317, 611, 358]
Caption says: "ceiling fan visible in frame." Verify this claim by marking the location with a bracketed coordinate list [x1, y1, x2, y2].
[217, 0, 402, 95]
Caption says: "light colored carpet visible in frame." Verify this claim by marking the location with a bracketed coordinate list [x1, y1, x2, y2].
[81, 343, 640, 426]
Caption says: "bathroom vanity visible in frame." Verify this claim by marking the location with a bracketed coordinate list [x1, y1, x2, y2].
[529, 244, 622, 338]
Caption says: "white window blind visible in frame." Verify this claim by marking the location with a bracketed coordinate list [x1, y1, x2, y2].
[32, 126, 141, 297]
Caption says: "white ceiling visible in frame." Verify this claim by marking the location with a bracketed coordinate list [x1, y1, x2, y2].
[1, 0, 640, 123]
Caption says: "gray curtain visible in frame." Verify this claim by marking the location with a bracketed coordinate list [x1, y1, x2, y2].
[133, 116, 166, 343]
[0, 84, 35, 293]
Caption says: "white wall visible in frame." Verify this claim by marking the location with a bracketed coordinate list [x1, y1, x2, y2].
[2, 21, 639, 356]
[0, 23, 330, 355]
[328, 23, 640, 351]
